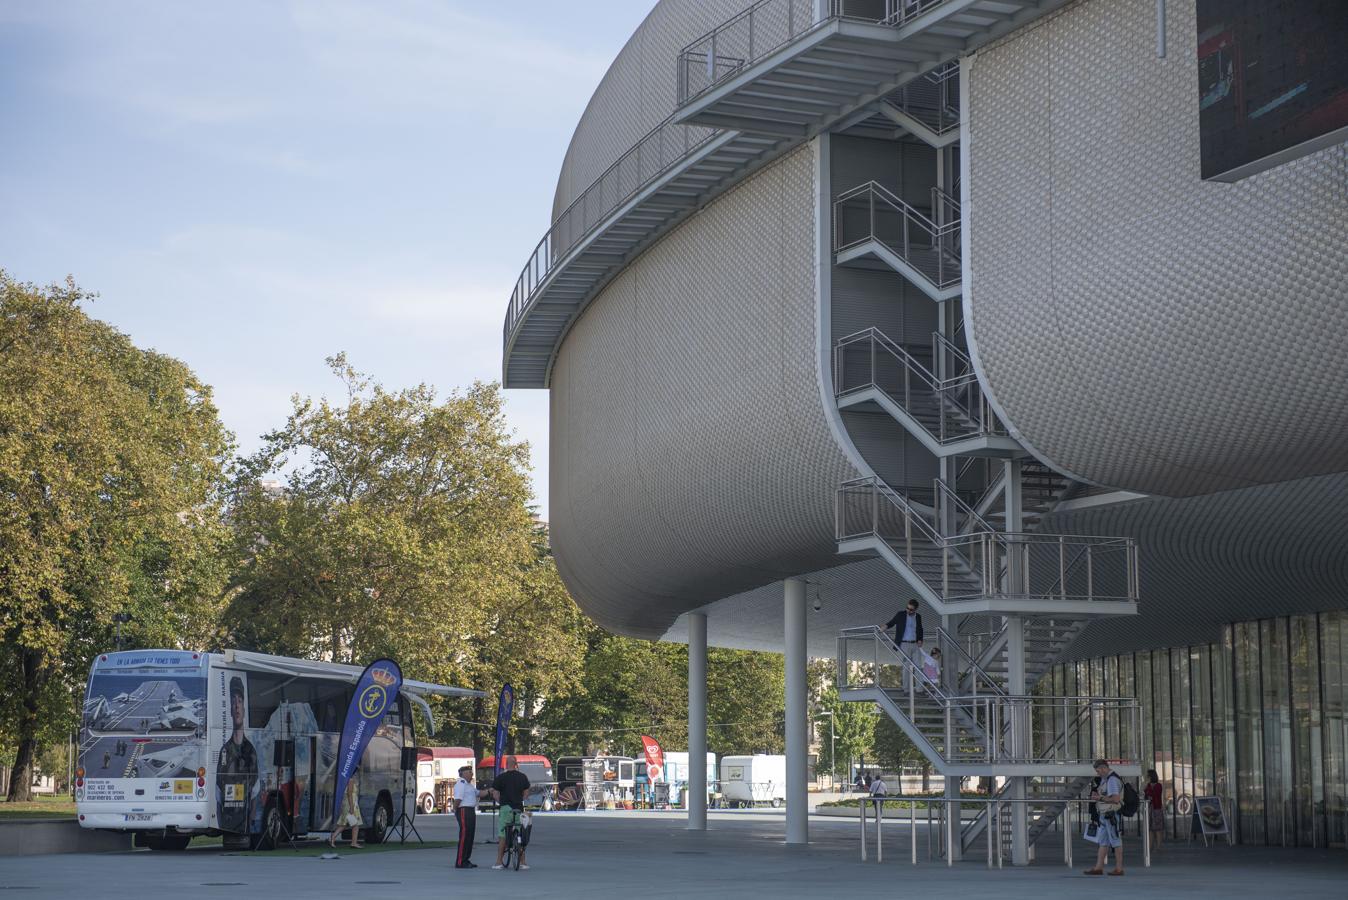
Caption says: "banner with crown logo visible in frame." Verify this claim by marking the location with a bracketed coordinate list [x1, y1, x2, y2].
[333, 658, 403, 820]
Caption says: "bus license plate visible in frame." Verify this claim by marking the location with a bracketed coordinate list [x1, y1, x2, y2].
[125, 814, 154, 822]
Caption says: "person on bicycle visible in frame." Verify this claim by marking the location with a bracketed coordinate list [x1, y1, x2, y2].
[491, 756, 532, 870]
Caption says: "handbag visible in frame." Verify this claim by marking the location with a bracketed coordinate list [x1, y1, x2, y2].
[1083, 821, 1100, 844]
[346, 813, 359, 827]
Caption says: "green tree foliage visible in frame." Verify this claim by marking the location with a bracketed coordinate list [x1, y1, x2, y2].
[872, 712, 926, 774]
[814, 684, 877, 779]
[0, 273, 232, 800]
[224, 358, 588, 742]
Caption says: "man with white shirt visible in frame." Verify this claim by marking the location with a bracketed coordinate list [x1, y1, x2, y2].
[452, 765, 480, 869]
[884, 599, 925, 689]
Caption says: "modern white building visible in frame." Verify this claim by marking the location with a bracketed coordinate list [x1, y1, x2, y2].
[503, 0, 1348, 858]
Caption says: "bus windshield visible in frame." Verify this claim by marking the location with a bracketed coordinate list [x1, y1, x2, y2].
[79, 654, 208, 788]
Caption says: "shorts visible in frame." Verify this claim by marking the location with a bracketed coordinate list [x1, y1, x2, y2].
[1149, 808, 1165, 832]
[1097, 815, 1122, 848]
[497, 804, 522, 839]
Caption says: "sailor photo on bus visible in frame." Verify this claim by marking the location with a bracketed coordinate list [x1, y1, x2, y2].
[217, 675, 258, 832]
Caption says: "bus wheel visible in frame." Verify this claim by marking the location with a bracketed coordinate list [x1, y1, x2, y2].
[255, 801, 285, 851]
[367, 795, 393, 844]
[420, 793, 435, 815]
[770, 798, 782, 809]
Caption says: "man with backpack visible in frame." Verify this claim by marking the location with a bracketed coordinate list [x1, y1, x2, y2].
[1084, 758, 1135, 876]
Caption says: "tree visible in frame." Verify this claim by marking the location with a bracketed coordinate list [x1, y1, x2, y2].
[0, 273, 232, 800]
[815, 684, 877, 780]
[225, 357, 587, 728]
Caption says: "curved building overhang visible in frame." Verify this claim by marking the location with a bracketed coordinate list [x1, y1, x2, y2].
[962, 0, 1348, 497]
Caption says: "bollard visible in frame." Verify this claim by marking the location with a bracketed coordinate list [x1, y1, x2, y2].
[911, 800, 917, 865]
[860, 794, 867, 861]
[876, 798, 883, 863]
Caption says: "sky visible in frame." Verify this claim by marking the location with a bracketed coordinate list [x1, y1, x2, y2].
[0, 0, 660, 520]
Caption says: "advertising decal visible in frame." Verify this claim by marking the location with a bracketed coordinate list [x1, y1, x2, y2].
[640, 735, 664, 782]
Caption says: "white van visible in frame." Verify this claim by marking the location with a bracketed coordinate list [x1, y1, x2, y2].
[719, 754, 786, 807]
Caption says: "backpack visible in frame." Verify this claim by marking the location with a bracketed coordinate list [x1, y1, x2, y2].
[1119, 781, 1140, 817]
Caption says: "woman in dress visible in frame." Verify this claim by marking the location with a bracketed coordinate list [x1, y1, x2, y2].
[1144, 769, 1164, 852]
[329, 769, 364, 849]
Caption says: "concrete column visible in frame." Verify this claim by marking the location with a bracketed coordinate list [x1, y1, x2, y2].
[785, 578, 808, 845]
[688, 612, 708, 832]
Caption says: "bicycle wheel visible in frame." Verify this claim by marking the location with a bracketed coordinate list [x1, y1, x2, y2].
[512, 829, 523, 870]
[501, 832, 514, 871]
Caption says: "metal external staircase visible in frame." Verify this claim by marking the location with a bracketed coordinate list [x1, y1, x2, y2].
[834, 327, 1020, 457]
[675, 0, 1071, 137]
[833, 181, 962, 300]
[838, 626, 1140, 779]
[877, 61, 961, 147]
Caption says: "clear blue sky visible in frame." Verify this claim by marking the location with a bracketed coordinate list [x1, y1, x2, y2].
[0, 0, 659, 519]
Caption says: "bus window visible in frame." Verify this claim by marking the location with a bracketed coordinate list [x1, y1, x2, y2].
[313, 682, 350, 733]
[247, 675, 285, 728]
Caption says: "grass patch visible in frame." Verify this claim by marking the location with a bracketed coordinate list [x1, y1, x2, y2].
[0, 796, 76, 820]
[819, 793, 990, 811]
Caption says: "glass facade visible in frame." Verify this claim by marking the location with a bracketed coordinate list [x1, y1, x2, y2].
[1047, 611, 1348, 848]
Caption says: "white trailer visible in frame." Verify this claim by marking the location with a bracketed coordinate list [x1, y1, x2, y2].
[719, 754, 786, 808]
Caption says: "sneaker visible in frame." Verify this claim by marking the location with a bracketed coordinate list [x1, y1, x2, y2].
[519, 864, 529, 870]
[491, 864, 504, 870]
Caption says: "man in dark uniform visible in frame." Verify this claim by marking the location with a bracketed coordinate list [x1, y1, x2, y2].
[216, 677, 257, 833]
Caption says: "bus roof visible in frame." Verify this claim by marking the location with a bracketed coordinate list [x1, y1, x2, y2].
[221, 649, 486, 699]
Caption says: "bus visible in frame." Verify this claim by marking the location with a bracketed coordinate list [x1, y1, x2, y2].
[75, 649, 481, 850]
[415, 746, 475, 814]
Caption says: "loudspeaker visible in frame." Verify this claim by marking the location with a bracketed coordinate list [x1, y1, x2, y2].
[272, 739, 294, 768]
[400, 747, 419, 771]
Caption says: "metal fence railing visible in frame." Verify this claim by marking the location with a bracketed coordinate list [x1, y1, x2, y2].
[834, 180, 962, 291]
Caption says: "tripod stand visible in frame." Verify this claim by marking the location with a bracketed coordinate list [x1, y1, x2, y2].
[390, 769, 424, 844]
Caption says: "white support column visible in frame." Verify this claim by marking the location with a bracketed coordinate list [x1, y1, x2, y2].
[1002, 459, 1029, 865]
[688, 612, 708, 832]
[785, 578, 808, 845]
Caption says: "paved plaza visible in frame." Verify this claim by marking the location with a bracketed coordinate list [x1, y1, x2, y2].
[4, 810, 1345, 899]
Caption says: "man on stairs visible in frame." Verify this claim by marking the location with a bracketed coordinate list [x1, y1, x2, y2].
[884, 599, 924, 690]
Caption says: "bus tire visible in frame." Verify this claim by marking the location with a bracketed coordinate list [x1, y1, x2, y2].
[367, 793, 394, 844]
[420, 793, 435, 815]
[254, 800, 285, 851]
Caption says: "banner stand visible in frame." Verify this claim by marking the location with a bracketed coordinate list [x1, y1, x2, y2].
[391, 770, 424, 844]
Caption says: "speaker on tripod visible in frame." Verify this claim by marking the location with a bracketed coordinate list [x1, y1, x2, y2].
[388, 745, 423, 844]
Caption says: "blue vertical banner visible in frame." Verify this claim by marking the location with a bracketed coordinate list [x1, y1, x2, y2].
[493, 683, 514, 776]
[334, 659, 403, 814]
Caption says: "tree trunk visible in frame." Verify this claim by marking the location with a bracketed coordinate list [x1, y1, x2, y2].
[7, 649, 46, 803]
[470, 696, 485, 761]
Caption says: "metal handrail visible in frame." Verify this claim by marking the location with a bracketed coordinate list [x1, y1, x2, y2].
[676, 1, 954, 106]
[934, 478, 995, 535]
[833, 180, 961, 290]
[834, 328, 997, 444]
[931, 624, 1006, 699]
[836, 477, 1141, 604]
[503, 113, 721, 346]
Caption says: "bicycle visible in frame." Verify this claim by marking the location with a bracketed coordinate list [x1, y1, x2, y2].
[501, 810, 532, 871]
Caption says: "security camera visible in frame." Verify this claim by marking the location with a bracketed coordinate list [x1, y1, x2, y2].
[812, 595, 822, 612]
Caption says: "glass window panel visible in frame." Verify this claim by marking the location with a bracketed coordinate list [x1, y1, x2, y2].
[1172, 646, 1193, 837]
[1321, 612, 1346, 848]
[1191, 645, 1214, 798]
[1152, 649, 1174, 834]
[1289, 615, 1322, 847]
[1235, 620, 1265, 843]
[1215, 629, 1236, 828]
[1138, 650, 1154, 794]
[1120, 655, 1137, 765]
[1105, 656, 1120, 758]
[1261, 618, 1292, 846]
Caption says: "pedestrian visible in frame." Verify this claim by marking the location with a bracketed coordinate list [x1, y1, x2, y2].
[102, 751, 111, 769]
[491, 756, 535, 870]
[1084, 759, 1124, 876]
[1144, 769, 1164, 852]
[884, 600, 924, 689]
[868, 773, 888, 797]
[921, 647, 942, 684]
[452, 765, 479, 869]
[863, 771, 873, 791]
[330, 770, 363, 849]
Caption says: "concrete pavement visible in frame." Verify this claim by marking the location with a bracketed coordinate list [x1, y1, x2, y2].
[2, 810, 1344, 899]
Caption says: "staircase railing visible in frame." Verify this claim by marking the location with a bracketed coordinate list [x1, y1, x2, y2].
[930, 625, 1006, 699]
[834, 328, 1000, 444]
[677, 0, 953, 104]
[837, 477, 1141, 605]
[838, 626, 1141, 767]
[833, 181, 961, 291]
[505, 114, 721, 343]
